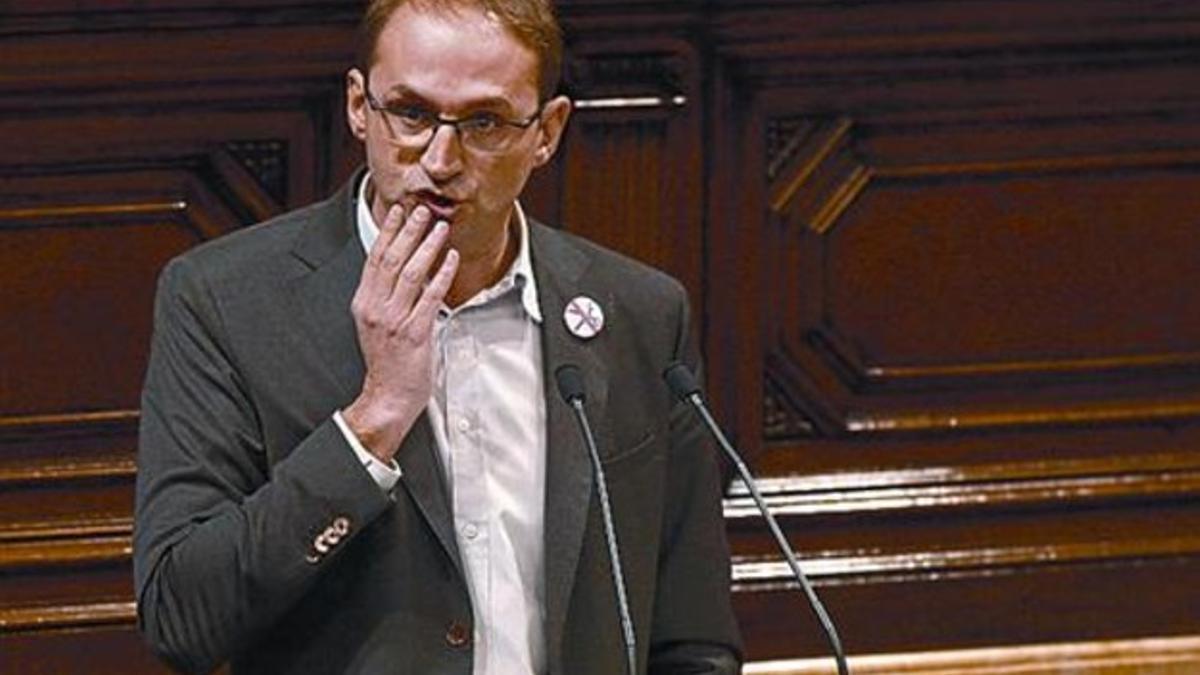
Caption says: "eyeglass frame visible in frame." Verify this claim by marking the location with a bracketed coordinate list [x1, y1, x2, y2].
[362, 76, 545, 154]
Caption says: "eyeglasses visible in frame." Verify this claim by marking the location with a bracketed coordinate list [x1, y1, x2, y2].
[364, 82, 543, 154]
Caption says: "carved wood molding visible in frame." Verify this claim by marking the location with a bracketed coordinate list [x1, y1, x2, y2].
[0, 455, 136, 490]
[0, 600, 136, 633]
[809, 327, 1200, 393]
[570, 50, 687, 93]
[724, 450, 1200, 520]
[0, 535, 129, 572]
[840, 400, 1200, 435]
[0, 457, 136, 566]
[762, 350, 836, 438]
[731, 534, 1200, 590]
[766, 116, 867, 229]
[0, 201, 187, 225]
[744, 635, 1200, 675]
[725, 446, 1200, 593]
[763, 379, 816, 439]
[761, 120, 1200, 437]
[567, 51, 691, 115]
[0, 410, 138, 442]
[0, 159, 268, 236]
[711, 3, 1200, 105]
[726, 464, 1200, 522]
[0, 35, 350, 98]
[0, 515, 132, 545]
[0, 2, 359, 35]
[0, 446, 137, 634]
[221, 141, 289, 212]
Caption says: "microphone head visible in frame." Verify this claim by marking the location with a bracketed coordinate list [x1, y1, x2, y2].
[555, 364, 587, 404]
[662, 362, 701, 400]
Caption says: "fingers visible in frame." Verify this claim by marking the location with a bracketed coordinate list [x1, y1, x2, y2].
[362, 204, 432, 298]
[409, 248, 459, 328]
[372, 202, 407, 262]
[353, 199, 455, 339]
[387, 218, 451, 307]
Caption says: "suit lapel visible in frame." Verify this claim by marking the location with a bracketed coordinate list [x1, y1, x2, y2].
[531, 223, 611, 672]
[291, 231, 366, 403]
[394, 415, 462, 572]
[288, 172, 462, 576]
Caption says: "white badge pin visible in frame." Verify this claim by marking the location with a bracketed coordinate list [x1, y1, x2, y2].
[564, 295, 605, 340]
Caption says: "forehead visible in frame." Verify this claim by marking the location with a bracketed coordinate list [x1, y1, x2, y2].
[372, 3, 540, 109]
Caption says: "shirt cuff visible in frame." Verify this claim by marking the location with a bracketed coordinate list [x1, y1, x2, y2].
[333, 410, 402, 492]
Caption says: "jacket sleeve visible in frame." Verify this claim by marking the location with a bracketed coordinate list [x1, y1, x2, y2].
[647, 282, 744, 674]
[133, 256, 392, 674]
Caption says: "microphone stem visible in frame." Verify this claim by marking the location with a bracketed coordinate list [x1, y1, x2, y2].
[688, 394, 850, 675]
[569, 399, 638, 675]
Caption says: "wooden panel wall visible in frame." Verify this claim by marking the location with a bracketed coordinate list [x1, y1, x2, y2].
[703, 0, 1200, 663]
[1, 5, 359, 669]
[2, 0, 1199, 672]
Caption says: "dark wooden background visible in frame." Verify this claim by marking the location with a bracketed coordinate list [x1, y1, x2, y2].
[3, 1, 1200, 672]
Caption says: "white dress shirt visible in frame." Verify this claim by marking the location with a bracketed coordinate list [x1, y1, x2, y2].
[334, 174, 547, 675]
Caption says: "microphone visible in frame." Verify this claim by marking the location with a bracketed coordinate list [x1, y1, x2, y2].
[554, 365, 637, 675]
[663, 362, 850, 675]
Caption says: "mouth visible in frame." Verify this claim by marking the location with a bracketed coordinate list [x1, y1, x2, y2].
[411, 190, 462, 221]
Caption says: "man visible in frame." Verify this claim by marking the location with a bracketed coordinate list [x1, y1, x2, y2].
[133, 0, 742, 673]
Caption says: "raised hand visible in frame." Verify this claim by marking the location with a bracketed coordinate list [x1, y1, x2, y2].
[342, 203, 459, 462]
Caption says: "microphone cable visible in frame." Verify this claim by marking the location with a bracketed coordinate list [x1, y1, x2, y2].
[555, 364, 638, 675]
[664, 362, 850, 675]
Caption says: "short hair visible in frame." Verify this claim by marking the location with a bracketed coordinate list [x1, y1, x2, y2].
[355, 0, 563, 101]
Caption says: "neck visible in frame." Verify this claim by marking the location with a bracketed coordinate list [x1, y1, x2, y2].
[445, 215, 517, 307]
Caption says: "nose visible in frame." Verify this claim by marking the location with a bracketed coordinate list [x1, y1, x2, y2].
[420, 123, 464, 182]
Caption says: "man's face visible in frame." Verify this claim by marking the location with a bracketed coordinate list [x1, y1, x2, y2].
[345, 3, 570, 259]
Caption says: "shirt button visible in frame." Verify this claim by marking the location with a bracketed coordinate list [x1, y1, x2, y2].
[456, 417, 470, 432]
[445, 620, 471, 648]
[462, 523, 479, 540]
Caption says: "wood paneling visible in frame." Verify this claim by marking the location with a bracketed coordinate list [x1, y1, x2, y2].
[2, 0, 1199, 672]
[0, 4, 355, 668]
[702, 0, 1200, 666]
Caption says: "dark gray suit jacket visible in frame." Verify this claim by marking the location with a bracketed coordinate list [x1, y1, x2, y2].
[133, 173, 742, 674]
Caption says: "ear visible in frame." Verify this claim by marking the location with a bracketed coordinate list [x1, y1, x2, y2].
[346, 68, 368, 142]
[532, 95, 572, 168]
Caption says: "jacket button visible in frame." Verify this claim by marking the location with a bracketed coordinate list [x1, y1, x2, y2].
[445, 621, 471, 648]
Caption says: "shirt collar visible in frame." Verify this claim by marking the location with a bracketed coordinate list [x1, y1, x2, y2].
[355, 172, 542, 323]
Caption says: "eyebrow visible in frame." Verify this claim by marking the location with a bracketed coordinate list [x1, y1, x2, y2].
[377, 84, 518, 114]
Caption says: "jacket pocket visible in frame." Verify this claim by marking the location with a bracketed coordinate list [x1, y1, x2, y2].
[600, 430, 660, 478]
